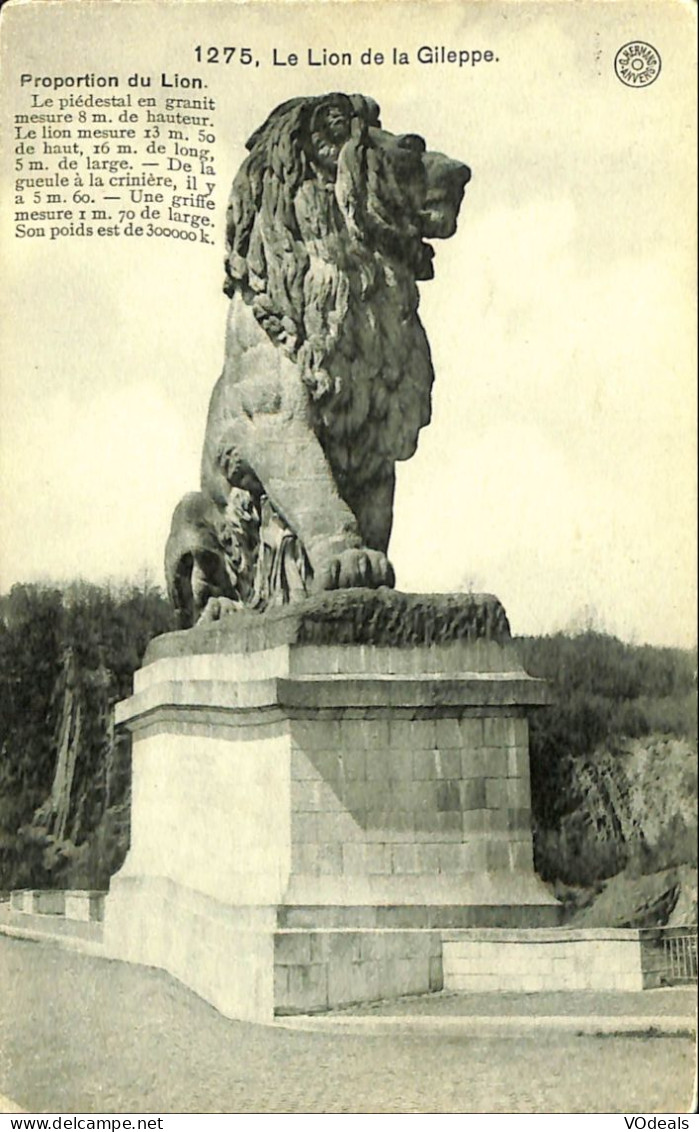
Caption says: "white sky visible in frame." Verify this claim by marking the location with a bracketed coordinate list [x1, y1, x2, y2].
[1, 0, 696, 647]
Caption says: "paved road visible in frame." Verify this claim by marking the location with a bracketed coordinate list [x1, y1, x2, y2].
[0, 937, 694, 1114]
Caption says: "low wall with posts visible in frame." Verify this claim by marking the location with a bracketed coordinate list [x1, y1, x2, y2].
[10, 889, 105, 921]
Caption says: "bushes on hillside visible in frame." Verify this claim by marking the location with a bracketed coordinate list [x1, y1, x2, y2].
[518, 631, 697, 885]
[0, 580, 175, 890]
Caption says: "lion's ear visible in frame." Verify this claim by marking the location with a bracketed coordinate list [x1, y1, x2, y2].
[348, 95, 381, 128]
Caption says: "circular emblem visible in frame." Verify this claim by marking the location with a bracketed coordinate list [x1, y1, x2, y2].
[614, 41, 661, 87]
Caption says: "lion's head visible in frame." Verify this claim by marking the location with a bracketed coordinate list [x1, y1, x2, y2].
[222, 94, 470, 479]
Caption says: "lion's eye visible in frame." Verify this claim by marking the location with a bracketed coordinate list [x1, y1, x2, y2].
[324, 109, 349, 141]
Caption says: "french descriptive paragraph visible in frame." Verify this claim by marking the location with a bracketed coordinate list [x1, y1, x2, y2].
[14, 73, 217, 243]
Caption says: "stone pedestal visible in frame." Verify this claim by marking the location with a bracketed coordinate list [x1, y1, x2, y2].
[104, 590, 559, 1020]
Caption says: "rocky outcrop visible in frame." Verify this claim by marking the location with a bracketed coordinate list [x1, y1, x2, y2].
[21, 647, 131, 888]
[534, 734, 697, 924]
[569, 865, 697, 929]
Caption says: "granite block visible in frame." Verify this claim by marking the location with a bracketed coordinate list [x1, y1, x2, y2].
[390, 844, 420, 874]
[291, 719, 340, 751]
[507, 777, 532, 808]
[290, 751, 321, 781]
[436, 780, 461, 812]
[462, 808, 489, 833]
[340, 748, 367, 782]
[461, 750, 489, 779]
[293, 814, 318, 843]
[485, 778, 508, 809]
[486, 840, 511, 869]
[413, 750, 437, 780]
[483, 717, 509, 747]
[482, 749, 508, 777]
[286, 962, 329, 1010]
[275, 931, 313, 965]
[435, 717, 462, 748]
[434, 749, 462, 779]
[291, 843, 320, 874]
[461, 779, 487, 810]
[459, 717, 484, 747]
[317, 842, 344, 874]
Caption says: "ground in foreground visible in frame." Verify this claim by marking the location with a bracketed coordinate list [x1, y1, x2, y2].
[0, 937, 694, 1114]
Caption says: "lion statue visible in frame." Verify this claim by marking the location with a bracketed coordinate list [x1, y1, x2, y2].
[166, 92, 470, 627]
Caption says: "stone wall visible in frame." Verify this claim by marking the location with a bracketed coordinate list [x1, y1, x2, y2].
[287, 711, 533, 888]
[443, 928, 646, 992]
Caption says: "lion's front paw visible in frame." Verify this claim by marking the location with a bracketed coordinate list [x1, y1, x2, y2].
[315, 548, 395, 592]
[197, 596, 245, 624]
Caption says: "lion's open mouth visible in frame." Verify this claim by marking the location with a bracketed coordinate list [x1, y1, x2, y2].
[420, 191, 458, 219]
[415, 240, 436, 280]
[419, 193, 467, 240]
[419, 158, 471, 240]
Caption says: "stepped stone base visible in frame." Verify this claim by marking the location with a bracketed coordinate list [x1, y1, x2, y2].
[104, 590, 560, 1020]
[106, 876, 446, 1019]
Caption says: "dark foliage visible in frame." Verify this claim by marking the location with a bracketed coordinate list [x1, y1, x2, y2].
[518, 631, 696, 826]
[519, 631, 696, 742]
[518, 631, 697, 885]
[0, 586, 63, 852]
[0, 580, 175, 890]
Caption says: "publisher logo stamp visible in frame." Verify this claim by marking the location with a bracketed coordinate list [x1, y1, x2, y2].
[614, 41, 661, 87]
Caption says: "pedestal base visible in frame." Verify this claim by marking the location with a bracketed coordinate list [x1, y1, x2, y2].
[104, 591, 560, 1020]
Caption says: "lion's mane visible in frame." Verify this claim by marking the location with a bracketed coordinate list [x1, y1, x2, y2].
[222, 93, 434, 496]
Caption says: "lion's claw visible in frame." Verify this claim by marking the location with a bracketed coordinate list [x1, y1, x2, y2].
[197, 596, 245, 623]
[315, 548, 395, 592]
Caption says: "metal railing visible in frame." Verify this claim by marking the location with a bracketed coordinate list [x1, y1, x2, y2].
[640, 926, 697, 986]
